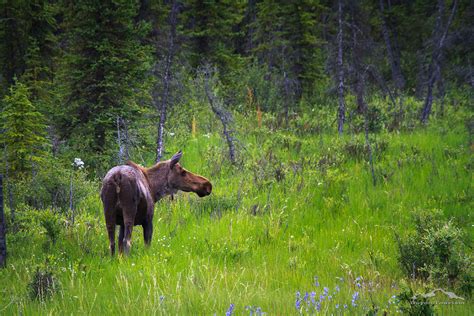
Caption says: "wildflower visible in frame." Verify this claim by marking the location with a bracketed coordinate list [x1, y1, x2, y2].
[159, 295, 165, 304]
[303, 292, 309, 303]
[323, 287, 329, 296]
[314, 276, 320, 287]
[72, 158, 85, 169]
[351, 292, 359, 307]
[344, 304, 348, 309]
[169, 132, 175, 136]
[335, 285, 340, 292]
[316, 301, 321, 312]
[310, 291, 316, 305]
[336, 304, 340, 309]
[246, 306, 264, 316]
[295, 292, 302, 311]
[226, 303, 235, 316]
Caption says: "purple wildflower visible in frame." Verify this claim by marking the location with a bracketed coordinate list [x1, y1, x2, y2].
[336, 304, 340, 309]
[336, 277, 344, 282]
[335, 285, 340, 293]
[352, 292, 360, 307]
[323, 287, 329, 296]
[226, 303, 235, 316]
[303, 292, 309, 303]
[314, 276, 320, 287]
[295, 292, 302, 311]
[316, 301, 321, 312]
[310, 291, 316, 305]
[344, 304, 348, 309]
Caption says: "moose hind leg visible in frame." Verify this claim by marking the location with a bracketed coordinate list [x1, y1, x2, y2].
[123, 221, 134, 255]
[118, 225, 125, 254]
[106, 224, 116, 256]
[143, 221, 153, 246]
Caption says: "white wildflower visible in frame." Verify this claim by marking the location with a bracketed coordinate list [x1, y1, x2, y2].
[73, 158, 85, 169]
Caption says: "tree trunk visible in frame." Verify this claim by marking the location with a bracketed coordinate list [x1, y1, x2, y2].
[69, 172, 74, 225]
[337, 0, 346, 135]
[117, 116, 124, 164]
[203, 68, 236, 165]
[283, 71, 290, 128]
[156, 0, 178, 163]
[379, 0, 405, 91]
[3, 146, 13, 224]
[421, 0, 458, 123]
[0, 175, 7, 268]
[116, 117, 130, 164]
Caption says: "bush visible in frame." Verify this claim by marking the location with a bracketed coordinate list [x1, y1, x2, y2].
[29, 265, 60, 301]
[7, 156, 96, 212]
[396, 209, 472, 296]
[395, 282, 435, 316]
[37, 210, 62, 245]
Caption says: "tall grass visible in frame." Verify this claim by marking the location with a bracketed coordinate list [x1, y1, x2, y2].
[0, 122, 472, 314]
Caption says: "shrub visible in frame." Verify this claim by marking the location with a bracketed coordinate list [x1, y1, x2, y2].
[37, 209, 62, 246]
[395, 283, 435, 316]
[29, 266, 60, 301]
[7, 156, 96, 212]
[396, 209, 472, 296]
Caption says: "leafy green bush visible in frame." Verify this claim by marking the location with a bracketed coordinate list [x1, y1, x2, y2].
[396, 209, 472, 296]
[395, 282, 435, 316]
[36, 209, 62, 246]
[7, 156, 96, 212]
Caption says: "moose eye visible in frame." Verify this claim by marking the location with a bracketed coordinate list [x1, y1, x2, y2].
[181, 170, 186, 176]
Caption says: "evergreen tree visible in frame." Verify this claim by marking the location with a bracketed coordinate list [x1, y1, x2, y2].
[180, 0, 245, 74]
[59, 0, 152, 154]
[252, 0, 326, 97]
[0, 1, 58, 96]
[0, 80, 47, 174]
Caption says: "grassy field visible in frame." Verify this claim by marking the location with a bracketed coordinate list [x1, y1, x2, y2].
[0, 119, 472, 315]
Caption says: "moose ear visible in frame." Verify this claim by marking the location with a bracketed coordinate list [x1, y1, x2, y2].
[170, 150, 182, 169]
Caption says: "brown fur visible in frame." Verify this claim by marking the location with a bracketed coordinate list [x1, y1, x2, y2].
[100, 151, 212, 255]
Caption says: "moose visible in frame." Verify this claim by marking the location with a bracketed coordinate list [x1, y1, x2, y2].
[100, 151, 212, 255]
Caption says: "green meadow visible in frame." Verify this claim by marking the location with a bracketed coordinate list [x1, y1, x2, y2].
[1, 112, 472, 315]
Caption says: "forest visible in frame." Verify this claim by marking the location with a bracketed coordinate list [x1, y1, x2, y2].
[0, 0, 472, 314]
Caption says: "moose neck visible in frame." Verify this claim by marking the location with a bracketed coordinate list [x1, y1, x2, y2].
[145, 163, 174, 202]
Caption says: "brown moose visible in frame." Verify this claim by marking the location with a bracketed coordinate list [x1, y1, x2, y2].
[100, 151, 212, 255]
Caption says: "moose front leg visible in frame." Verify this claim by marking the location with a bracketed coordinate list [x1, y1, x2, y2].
[143, 221, 153, 246]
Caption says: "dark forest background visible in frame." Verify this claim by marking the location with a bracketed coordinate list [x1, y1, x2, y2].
[1, 0, 472, 177]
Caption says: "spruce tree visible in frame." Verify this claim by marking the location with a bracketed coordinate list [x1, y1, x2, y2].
[0, 80, 47, 174]
[60, 0, 152, 154]
[181, 0, 245, 74]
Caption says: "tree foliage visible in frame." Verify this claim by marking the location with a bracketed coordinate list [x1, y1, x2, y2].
[0, 80, 47, 174]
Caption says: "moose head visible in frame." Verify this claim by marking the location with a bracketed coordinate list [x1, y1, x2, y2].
[164, 150, 212, 198]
